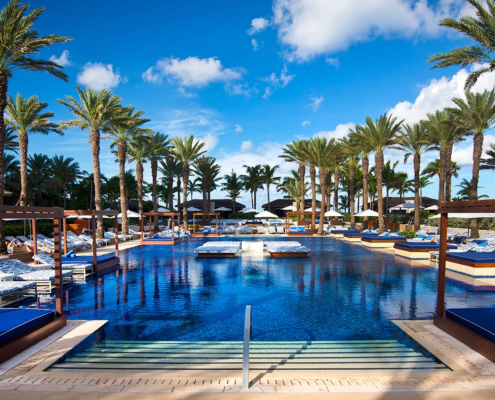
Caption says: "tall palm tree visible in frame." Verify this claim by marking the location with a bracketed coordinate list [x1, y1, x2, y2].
[394, 123, 433, 230]
[352, 127, 373, 224]
[148, 132, 171, 230]
[187, 178, 201, 201]
[105, 106, 150, 234]
[4, 153, 20, 193]
[28, 153, 50, 206]
[280, 140, 308, 214]
[456, 178, 489, 201]
[48, 155, 82, 208]
[193, 157, 220, 216]
[0, 0, 71, 249]
[58, 87, 125, 238]
[261, 164, 280, 212]
[351, 114, 403, 232]
[394, 172, 413, 203]
[276, 176, 309, 210]
[418, 176, 433, 206]
[241, 165, 263, 209]
[4, 126, 18, 153]
[448, 90, 495, 237]
[339, 137, 360, 228]
[6, 93, 59, 206]
[159, 156, 183, 211]
[381, 160, 398, 212]
[171, 135, 206, 229]
[127, 135, 151, 215]
[445, 161, 461, 201]
[428, 0, 495, 90]
[221, 171, 243, 211]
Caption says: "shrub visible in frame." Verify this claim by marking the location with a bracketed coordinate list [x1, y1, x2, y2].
[386, 213, 409, 224]
[399, 229, 415, 239]
[4, 221, 54, 238]
[228, 212, 257, 219]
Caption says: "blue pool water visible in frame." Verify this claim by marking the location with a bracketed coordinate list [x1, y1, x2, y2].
[43, 237, 495, 342]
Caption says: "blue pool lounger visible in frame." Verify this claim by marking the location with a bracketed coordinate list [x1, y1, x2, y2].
[444, 252, 495, 277]
[287, 227, 313, 236]
[361, 236, 407, 248]
[394, 242, 458, 260]
[343, 232, 376, 242]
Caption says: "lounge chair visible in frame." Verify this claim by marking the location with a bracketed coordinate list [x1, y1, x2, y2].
[79, 233, 109, 246]
[105, 231, 131, 241]
[257, 226, 266, 234]
[0, 280, 37, 306]
[414, 227, 429, 237]
[427, 227, 438, 234]
[32, 254, 94, 279]
[276, 226, 284, 234]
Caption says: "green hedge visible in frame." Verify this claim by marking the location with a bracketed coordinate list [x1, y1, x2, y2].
[4, 221, 54, 238]
[227, 212, 258, 219]
[429, 217, 495, 230]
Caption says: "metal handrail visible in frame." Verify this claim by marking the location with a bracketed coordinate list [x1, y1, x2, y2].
[242, 305, 252, 390]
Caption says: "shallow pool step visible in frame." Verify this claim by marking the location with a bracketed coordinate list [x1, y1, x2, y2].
[50, 340, 449, 371]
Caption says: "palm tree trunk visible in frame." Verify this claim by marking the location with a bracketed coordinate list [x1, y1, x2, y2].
[254, 188, 257, 210]
[182, 164, 189, 230]
[376, 150, 385, 233]
[176, 176, 181, 210]
[445, 143, 453, 202]
[362, 156, 369, 225]
[385, 186, 389, 213]
[168, 175, 173, 211]
[90, 129, 104, 239]
[118, 140, 129, 235]
[63, 186, 67, 209]
[267, 183, 271, 212]
[333, 167, 339, 219]
[202, 181, 207, 222]
[413, 153, 420, 231]
[470, 133, 484, 238]
[310, 165, 316, 223]
[438, 147, 446, 204]
[299, 163, 305, 216]
[0, 72, 7, 252]
[349, 161, 355, 229]
[152, 159, 158, 231]
[136, 161, 144, 215]
[19, 131, 28, 206]
[89, 180, 93, 210]
[318, 167, 326, 235]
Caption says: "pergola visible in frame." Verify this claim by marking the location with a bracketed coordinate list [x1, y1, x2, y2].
[64, 210, 120, 271]
[193, 213, 219, 237]
[141, 212, 180, 245]
[435, 199, 495, 361]
[285, 212, 314, 236]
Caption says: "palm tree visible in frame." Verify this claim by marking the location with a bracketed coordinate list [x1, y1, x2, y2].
[6, 93, 59, 206]
[193, 157, 220, 216]
[49, 155, 82, 208]
[0, 0, 71, 248]
[4, 153, 20, 193]
[445, 161, 461, 201]
[261, 164, 280, 212]
[4, 126, 18, 153]
[394, 172, 413, 203]
[448, 90, 495, 237]
[280, 140, 309, 214]
[394, 123, 433, 230]
[418, 176, 433, 206]
[382, 160, 399, 212]
[127, 135, 151, 215]
[456, 178, 489, 201]
[276, 175, 309, 209]
[339, 195, 349, 212]
[241, 165, 263, 209]
[106, 106, 150, 234]
[221, 171, 244, 211]
[148, 132, 171, 230]
[352, 127, 373, 223]
[187, 178, 201, 201]
[428, 0, 495, 90]
[481, 143, 495, 170]
[28, 153, 50, 206]
[58, 87, 125, 238]
[171, 135, 206, 229]
[351, 114, 403, 232]
[339, 137, 360, 228]
[159, 156, 183, 211]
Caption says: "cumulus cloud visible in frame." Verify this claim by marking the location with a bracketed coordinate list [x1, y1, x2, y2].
[262, 87, 273, 99]
[263, 65, 295, 87]
[49, 50, 71, 67]
[199, 134, 219, 152]
[224, 82, 257, 97]
[143, 56, 243, 88]
[153, 109, 225, 138]
[234, 124, 243, 133]
[77, 62, 124, 90]
[301, 120, 310, 126]
[176, 87, 197, 98]
[309, 95, 324, 111]
[270, 0, 470, 61]
[251, 39, 259, 51]
[452, 134, 495, 167]
[389, 65, 495, 124]
[241, 140, 254, 152]
[325, 57, 339, 67]
[248, 17, 270, 35]
[314, 122, 355, 140]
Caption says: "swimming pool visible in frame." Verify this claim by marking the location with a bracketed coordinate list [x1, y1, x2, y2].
[46, 237, 495, 342]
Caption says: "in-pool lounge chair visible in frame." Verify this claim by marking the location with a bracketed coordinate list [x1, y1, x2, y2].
[33, 254, 94, 279]
[0, 273, 37, 307]
[194, 241, 241, 257]
[265, 241, 311, 257]
[361, 232, 407, 248]
[343, 229, 378, 242]
[288, 226, 313, 236]
[328, 227, 351, 237]
[394, 241, 458, 260]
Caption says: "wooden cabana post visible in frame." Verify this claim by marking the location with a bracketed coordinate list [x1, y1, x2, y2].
[32, 218, 37, 256]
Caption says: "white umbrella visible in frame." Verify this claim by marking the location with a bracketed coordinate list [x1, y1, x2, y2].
[305, 207, 321, 212]
[157, 207, 169, 212]
[324, 210, 343, 217]
[355, 209, 379, 217]
[425, 205, 438, 210]
[282, 205, 297, 211]
[214, 207, 232, 211]
[255, 211, 278, 218]
[187, 207, 201, 212]
[242, 208, 259, 213]
[118, 210, 141, 218]
[391, 202, 424, 210]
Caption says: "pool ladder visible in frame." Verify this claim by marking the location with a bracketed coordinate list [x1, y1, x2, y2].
[242, 305, 252, 390]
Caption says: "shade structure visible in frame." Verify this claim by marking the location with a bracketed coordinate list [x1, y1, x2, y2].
[157, 207, 169, 212]
[242, 208, 259, 213]
[425, 205, 439, 210]
[355, 209, 379, 217]
[117, 210, 141, 218]
[324, 210, 343, 217]
[430, 212, 495, 219]
[305, 207, 321, 212]
[255, 211, 278, 218]
[282, 205, 297, 211]
[214, 207, 232, 211]
[187, 207, 201, 212]
[390, 202, 424, 210]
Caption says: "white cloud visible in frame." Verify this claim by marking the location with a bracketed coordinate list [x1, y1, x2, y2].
[271, 0, 469, 61]
[301, 120, 310, 127]
[389, 65, 495, 124]
[325, 57, 339, 67]
[224, 82, 257, 97]
[452, 134, 495, 167]
[49, 50, 71, 67]
[251, 38, 259, 51]
[241, 140, 254, 152]
[248, 17, 270, 35]
[314, 123, 355, 140]
[144, 56, 243, 88]
[153, 109, 225, 138]
[199, 134, 219, 152]
[176, 87, 197, 98]
[77, 62, 124, 90]
[234, 124, 243, 133]
[309, 95, 324, 111]
[262, 87, 273, 99]
[263, 65, 295, 87]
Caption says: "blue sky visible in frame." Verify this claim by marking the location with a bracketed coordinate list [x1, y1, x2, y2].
[8, 0, 495, 207]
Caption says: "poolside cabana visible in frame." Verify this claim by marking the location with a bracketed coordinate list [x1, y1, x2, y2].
[435, 199, 495, 363]
[285, 212, 313, 236]
[0, 205, 66, 364]
[141, 212, 180, 245]
[193, 213, 220, 237]
[361, 235, 407, 248]
[394, 242, 458, 260]
[64, 210, 119, 272]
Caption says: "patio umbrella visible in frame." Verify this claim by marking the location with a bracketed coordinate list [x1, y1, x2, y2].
[355, 209, 379, 217]
[187, 207, 201, 212]
[242, 208, 259, 213]
[305, 207, 321, 212]
[157, 207, 169, 212]
[282, 205, 297, 211]
[214, 207, 232, 211]
[425, 205, 438, 210]
[117, 210, 141, 218]
[391, 202, 424, 210]
[324, 210, 343, 217]
[255, 211, 278, 218]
